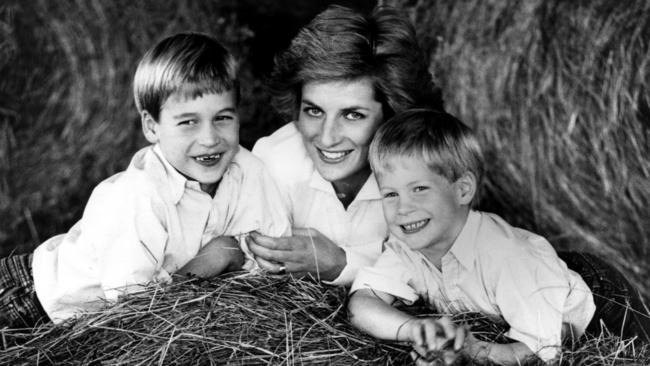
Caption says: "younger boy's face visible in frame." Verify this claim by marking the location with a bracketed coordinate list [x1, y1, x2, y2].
[376, 155, 469, 254]
[143, 91, 239, 194]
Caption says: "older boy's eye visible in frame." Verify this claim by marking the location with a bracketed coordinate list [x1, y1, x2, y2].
[303, 107, 323, 118]
[178, 119, 196, 126]
[214, 115, 234, 122]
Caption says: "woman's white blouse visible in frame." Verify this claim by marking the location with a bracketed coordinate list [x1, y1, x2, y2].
[252, 123, 387, 285]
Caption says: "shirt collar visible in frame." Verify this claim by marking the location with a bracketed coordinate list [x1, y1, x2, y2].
[151, 144, 191, 204]
[307, 169, 382, 202]
[447, 210, 481, 269]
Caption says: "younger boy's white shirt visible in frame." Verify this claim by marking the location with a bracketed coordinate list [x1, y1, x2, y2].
[351, 210, 595, 362]
[252, 123, 387, 286]
[33, 144, 290, 323]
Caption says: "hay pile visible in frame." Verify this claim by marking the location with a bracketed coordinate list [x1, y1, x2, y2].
[0, 272, 410, 365]
[1, 272, 649, 365]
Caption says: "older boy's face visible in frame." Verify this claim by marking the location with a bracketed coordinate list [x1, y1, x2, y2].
[377, 156, 468, 255]
[295, 77, 383, 185]
[146, 91, 239, 194]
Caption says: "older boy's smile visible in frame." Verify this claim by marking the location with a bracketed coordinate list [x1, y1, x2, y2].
[193, 152, 223, 165]
[144, 91, 240, 195]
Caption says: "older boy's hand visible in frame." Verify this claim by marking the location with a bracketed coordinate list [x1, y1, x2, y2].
[179, 236, 244, 278]
[246, 228, 346, 281]
[404, 317, 467, 365]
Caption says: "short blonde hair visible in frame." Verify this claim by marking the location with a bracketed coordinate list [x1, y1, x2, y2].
[369, 109, 484, 206]
[133, 33, 239, 121]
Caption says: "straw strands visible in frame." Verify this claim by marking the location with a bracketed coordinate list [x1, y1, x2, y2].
[0, 272, 410, 365]
[1, 273, 649, 365]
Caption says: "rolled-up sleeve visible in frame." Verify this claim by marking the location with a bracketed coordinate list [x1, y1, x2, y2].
[350, 247, 418, 304]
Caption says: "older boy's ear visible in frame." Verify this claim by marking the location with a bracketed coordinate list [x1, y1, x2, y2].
[455, 172, 477, 206]
[141, 111, 159, 144]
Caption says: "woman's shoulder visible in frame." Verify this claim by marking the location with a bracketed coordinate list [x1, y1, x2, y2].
[251, 123, 313, 184]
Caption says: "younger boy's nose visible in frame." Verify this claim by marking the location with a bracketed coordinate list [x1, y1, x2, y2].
[397, 195, 415, 215]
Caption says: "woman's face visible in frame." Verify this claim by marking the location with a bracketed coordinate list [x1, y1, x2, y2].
[295, 77, 384, 184]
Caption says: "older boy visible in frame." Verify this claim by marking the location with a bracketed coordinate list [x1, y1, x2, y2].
[348, 109, 596, 364]
[0, 33, 289, 327]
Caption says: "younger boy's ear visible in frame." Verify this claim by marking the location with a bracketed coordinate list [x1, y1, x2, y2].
[455, 172, 477, 206]
[141, 111, 159, 144]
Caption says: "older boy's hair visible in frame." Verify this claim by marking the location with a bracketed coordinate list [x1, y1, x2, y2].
[369, 109, 485, 206]
[133, 33, 239, 121]
[269, 5, 443, 122]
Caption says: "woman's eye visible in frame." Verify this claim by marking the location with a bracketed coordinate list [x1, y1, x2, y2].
[344, 111, 365, 120]
[303, 107, 323, 118]
[413, 186, 428, 193]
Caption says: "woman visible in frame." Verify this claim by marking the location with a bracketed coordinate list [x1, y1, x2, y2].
[247, 5, 443, 285]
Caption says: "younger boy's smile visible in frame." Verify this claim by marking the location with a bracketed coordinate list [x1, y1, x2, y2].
[377, 156, 469, 255]
[400, 218, 430, 234]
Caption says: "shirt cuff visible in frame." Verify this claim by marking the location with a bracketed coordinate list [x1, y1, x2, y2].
[506, 328, 560, 362]
[349, 267, 419, 304]
[323, 246, 375, 286]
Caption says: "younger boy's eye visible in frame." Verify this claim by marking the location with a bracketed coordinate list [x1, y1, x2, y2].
[382, 191, 398, 199]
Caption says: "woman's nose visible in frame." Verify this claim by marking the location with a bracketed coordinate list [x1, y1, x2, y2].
[318, 117, 341, 147]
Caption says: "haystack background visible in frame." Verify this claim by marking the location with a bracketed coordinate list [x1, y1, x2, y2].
[0, 0, 648, 304]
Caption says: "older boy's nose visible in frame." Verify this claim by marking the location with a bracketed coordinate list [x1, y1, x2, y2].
[198, 123, 221, 146]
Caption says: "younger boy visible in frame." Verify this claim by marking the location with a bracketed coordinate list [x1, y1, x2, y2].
[0, 33, 290, 327]
[348, 109, 596, 364]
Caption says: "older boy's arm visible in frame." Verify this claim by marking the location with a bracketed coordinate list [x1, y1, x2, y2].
[179, 236, 244, 278]
[349, 288, 415, 341]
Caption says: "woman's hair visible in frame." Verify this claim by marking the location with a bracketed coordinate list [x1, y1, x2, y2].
[133, 33, 239, 121]
[369, 109, 484, 206]
[269, 5, 443, 122]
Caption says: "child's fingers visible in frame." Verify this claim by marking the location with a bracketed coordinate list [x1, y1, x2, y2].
[410, 322, 426, 347]
[453, 325, 467, 351]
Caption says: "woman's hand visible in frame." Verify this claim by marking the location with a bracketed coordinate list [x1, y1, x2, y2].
[246, 228, 346, 281]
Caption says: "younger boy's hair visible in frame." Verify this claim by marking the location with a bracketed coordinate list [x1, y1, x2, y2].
[369, 108, 485, 206]
[133, 33, 239, 121]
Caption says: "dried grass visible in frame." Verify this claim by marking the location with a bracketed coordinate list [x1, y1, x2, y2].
[1, 273, 648, 365]
[384, 0, 650, 298]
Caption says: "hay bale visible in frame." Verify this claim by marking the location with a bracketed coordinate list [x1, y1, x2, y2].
[0, 272, 411, 365]
[1, 272, 649, 365]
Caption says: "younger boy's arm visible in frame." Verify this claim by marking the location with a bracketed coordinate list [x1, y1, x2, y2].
[178, 236, 244, 278]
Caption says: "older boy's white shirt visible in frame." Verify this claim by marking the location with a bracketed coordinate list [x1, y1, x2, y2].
[252, 123, 387, 286]
[351, 210, 595, 362]
[33, 144, 290, 323]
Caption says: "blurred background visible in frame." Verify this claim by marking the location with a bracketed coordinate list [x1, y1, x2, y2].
[1, 0, 648, 299]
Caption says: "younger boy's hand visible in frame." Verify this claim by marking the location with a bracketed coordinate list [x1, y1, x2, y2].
[403, 317, 468, 365]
